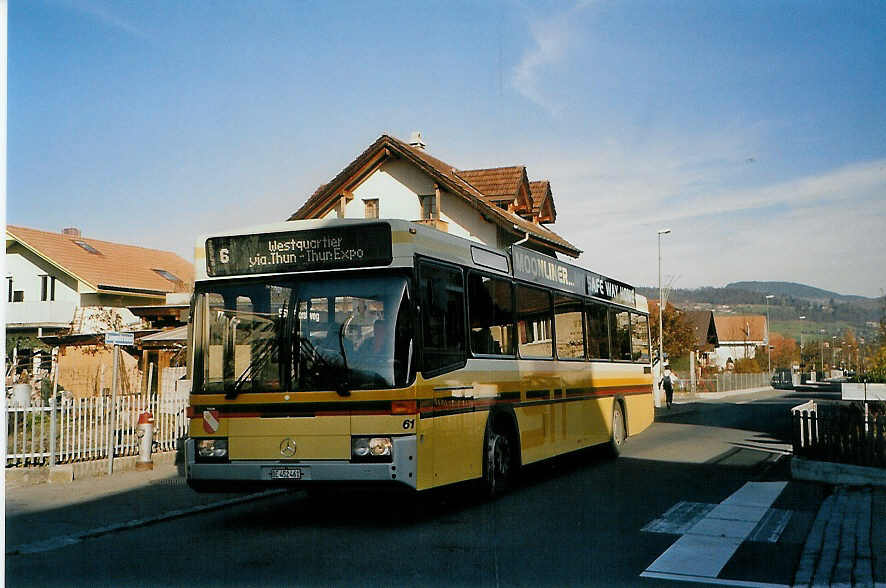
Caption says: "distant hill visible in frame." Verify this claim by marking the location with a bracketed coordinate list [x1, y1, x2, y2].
[636, 281, 881, 339]
[725, 281, 873, 303]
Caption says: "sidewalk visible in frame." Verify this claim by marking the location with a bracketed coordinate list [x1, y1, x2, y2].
[793, 485, 886, 587]
[5, 462, 285, 555]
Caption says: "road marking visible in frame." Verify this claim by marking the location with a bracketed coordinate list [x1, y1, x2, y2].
[7, 489, 288, 556]
[640, 571, 789, 588]
[641, 502, 715, 534]
[641, 481, 787, 583]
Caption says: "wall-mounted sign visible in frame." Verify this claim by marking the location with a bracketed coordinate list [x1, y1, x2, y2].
[205, 224, 393, 277]
[105, 332, 135, 346]
[511, 246, 635, 307]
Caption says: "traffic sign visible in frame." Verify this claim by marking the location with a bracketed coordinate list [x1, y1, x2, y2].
[105, 332, 135, 346]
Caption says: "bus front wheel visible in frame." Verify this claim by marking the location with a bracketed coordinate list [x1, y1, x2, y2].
[483, 426, 513, 497]
[608, 401, 626, 457]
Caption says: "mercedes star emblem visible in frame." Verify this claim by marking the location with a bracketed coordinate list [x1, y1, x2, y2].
[279, 438, 297, 457]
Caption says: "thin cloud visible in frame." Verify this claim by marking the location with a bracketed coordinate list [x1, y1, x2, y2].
[512, 2, 594, 115]
[56, 0, 149, 40]
[641, 158, 886, 228]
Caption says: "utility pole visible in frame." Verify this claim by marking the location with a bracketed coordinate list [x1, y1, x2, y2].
[656, 228, 671, 408]
[765, 295, 774, 374]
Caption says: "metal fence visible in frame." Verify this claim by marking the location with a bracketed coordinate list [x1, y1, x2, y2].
[6, 392, 188, 468]
[791, 400, 886, 468]
[675, 372, 772, 394]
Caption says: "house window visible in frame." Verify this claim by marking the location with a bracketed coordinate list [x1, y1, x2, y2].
[363, 199, 379, 219]
[7, 278, 12, 303]
[40, 275, 56, 301]
[12, 290, 24, 302]
[420, 194, 437, 220]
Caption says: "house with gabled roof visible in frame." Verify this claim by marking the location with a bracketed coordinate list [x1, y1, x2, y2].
[711, 314, 768, 368]
[288, 133, 580, 259]
[5, 225, 193, 378]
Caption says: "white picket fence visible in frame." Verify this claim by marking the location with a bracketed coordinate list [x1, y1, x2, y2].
[6, 392, 188, 467]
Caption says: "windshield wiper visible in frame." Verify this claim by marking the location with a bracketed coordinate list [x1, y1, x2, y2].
[298, 335, 350, 397]
[226, 337, 275, 399]
[336, 322, 351, 397]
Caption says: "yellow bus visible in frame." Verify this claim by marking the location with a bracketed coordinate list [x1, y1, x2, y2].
[185, 219, 654, 495]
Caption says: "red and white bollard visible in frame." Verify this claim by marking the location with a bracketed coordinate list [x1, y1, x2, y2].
[136, 411, 154, 471]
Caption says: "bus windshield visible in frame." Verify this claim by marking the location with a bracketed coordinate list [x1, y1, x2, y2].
[195, 274, 413, 395]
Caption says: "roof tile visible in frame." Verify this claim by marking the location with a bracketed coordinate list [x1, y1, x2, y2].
[7, 225, 194, 294]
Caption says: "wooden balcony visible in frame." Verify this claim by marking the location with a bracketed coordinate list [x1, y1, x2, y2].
[413, 219, 449, 232]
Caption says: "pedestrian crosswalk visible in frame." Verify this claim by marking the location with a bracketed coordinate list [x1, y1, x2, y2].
[641, 482, 790, 587]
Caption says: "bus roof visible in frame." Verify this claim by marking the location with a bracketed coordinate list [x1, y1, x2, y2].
[194, 218, 644, 312]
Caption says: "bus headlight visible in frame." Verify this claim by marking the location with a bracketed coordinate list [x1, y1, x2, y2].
[369, 437, 392, 457]
[197, 438, 228, 459]
[352, 437, 370, 458]
[351, 436, 393, 461]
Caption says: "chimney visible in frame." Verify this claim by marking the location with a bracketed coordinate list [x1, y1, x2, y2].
[408, 131, 426, 150]
[62, 227, 81, 238]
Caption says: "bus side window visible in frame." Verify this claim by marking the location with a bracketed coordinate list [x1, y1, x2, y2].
[516, 285, 553, 359]
[467, 273, 515, 356]
[610, 310, 632, 361]
[419, 262, 466, 375]
[631, 313, 650, 362]
[586, 302, 610, 360]
[554, 293, 585, 360]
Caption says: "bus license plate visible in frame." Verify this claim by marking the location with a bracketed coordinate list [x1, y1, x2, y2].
[269, 467, 302, 480]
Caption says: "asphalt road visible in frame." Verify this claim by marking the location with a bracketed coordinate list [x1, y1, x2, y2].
[6, 388, 826, 587]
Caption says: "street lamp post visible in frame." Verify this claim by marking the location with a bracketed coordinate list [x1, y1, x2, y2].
[657, 228, 671, 409]
[798, 315, 806, 375]
[765, 295, 774, 374]
[820, 329, 826, 378]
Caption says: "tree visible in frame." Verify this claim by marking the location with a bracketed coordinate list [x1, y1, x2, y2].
[869, 293, 886, 380]
[769, 333, 798, 369]
[841, 328, 858, 371]
[736, 355, 763, 373]
[649, 301, 695, 360]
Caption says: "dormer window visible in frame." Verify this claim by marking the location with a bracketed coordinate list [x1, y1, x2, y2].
[420, 195, 437, 220]
[363, 198, 379, 219]
[73, 240, 101, 255]
[153, 268, 180, 282]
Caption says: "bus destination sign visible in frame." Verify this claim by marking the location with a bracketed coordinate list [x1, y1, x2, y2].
[511, 246, 635, 307]
[205, 224, 393, 277]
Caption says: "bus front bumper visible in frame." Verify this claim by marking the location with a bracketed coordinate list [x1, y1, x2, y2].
[185, 436, 417, 490]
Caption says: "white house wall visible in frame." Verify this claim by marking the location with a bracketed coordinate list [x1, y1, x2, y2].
[324, 159, 498, 247]
[712, 342, 761, 368]
[5, 246, 80, 327]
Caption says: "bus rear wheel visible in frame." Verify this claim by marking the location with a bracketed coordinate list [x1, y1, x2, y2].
[608, 401, 626, 457]
[483, 427, 513, 497]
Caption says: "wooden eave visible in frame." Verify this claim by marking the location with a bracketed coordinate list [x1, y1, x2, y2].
[294, 147, 394, 219]
[515, 169, 532, 213]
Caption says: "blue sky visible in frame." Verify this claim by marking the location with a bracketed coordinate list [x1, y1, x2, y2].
[8, 0, 886, 297]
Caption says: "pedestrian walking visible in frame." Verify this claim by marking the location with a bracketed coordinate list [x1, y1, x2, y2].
[660, 364, 678, 408]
